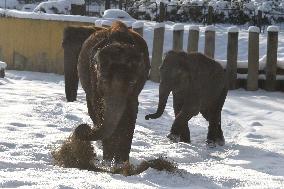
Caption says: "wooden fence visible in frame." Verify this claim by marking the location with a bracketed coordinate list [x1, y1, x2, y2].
[0, 16, 283, 91]
[144, 24, 284, 92]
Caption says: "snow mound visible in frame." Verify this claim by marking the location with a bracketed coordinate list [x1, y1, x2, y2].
[173, 23, 184, 31]
[154, 22, 165, 29]
[228, 26, 239, 33]
[205, 25, 215, 32]
[188, 25, 200, 31]
[267, 26, 279, 32]
[248, 26, 260, 33]
[102, 9, 135, 20]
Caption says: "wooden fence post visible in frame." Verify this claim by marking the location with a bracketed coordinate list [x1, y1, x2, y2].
[265, 26, 279, 91]
[226, 26, 239, 90]
[204, 25, 215, 58]
[172, 24, 184, 51]
[132, 21, 144, 37]
[150, 23, 165, 83]
[247, 26, 260, 91]
[187, 26, 199, 53]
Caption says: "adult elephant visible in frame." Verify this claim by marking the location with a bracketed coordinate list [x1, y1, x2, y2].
[70, 21, 150, 163]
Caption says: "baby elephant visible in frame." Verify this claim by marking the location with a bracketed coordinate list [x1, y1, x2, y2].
[145, 51, 228, 147]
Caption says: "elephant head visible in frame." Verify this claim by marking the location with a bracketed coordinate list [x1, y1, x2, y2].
[94, 43, 144, 139]
[145, 51, 189, 120]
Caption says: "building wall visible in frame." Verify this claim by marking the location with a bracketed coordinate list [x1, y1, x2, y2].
[0, 17, 93, 74]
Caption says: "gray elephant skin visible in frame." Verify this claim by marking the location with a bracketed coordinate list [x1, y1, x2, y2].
[146, 51, 228, 147]
[63, 21, 150, 163]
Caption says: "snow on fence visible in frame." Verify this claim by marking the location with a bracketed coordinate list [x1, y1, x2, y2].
[0, 10, 283, 91]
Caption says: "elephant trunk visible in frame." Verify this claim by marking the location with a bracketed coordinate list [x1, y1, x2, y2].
[102, 96, 126, 139]
[145, 82, 171, 120]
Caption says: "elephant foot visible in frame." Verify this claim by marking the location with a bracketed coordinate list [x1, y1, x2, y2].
[167, 133, 180, 143]
[206, 139, 216, 148]
[206, 137, 225, 148]
[216, 136, 225, 146]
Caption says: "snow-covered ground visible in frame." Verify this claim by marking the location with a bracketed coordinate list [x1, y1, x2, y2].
[0, 70, 284, 188]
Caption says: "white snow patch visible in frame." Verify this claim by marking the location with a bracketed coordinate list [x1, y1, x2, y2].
[228, 26, 239, 33]
[205, 25, 215, 32]
[154, 22, 165, 29]
[188, 25, 200, 31]
[102, 9, 135, 21]
[248, 26, 260, 33]
[267, 26, 279, 32]
[173, 23, 184, 31]
[0, 8, 98, 23]
[132, 21, 144, 29]
[101, 20, 112, 26]
[95, 19, 102, 27]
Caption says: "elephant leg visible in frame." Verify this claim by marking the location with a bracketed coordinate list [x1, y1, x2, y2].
[64, 48, 79, 102]
[102, 139, 116, 162]
[169, 94, 190, 143]
[207, 111, 224, 147]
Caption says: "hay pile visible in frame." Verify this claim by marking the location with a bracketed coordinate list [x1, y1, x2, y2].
[51, 125, 98, 170]
[52, 124, 177, 175]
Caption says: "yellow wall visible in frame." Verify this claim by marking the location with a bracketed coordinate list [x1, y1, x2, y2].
[0, 17, 93, 74]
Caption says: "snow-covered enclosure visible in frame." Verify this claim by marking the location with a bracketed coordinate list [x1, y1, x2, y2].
[1, 70, 284, 188]
[34, 0, 85, 14]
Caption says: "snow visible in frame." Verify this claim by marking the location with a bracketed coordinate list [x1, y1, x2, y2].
[101, 20, 112, 27]
[34, 0, 85, 14]
[267, 26, 280, 32]
[205, 25, 215, 32]
[1, 70, 284, 188]
[0, 61, 7, 69]
[132, 21, 144, 29]
[102, 9, 135, 21]
[154, 22, 165, 29]
[95, 19, 102, 27]
[0, 8, 98, 23]
[228, 26, 239, 33]
[248, 26, 260, 33]
[188, 25, 200, 31]
[172, 23, 184, 31]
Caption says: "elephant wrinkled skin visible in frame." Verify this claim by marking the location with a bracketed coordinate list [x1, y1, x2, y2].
[145, 51, 228, 147]
[63, 21, 150, 163]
